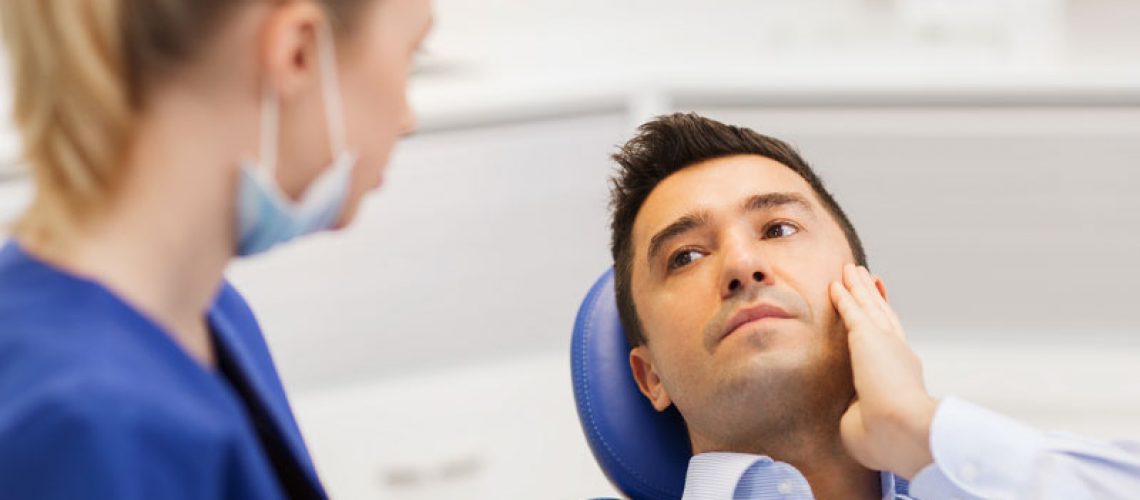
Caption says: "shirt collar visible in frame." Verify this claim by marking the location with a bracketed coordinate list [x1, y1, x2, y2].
[683, 452, 900, 500]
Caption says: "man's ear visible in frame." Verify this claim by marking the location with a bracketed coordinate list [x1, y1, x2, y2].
[260, 2, 325, 98]
[630, 346, 672, 412]
[872, 274, 889, 302]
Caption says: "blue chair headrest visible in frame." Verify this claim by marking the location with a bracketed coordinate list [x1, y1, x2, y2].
[571, 269, 691, 500]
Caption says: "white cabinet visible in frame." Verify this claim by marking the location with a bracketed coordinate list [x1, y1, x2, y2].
[291, 354, 619, 500]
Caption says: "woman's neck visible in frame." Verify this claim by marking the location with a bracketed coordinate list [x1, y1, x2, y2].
[21, 87, 255, 367]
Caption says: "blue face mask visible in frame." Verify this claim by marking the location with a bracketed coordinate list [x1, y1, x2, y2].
[235, 26, 357, 257]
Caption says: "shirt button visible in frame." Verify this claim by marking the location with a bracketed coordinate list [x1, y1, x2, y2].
[777, 480, 793, 494]
[960, 462, 979, 482]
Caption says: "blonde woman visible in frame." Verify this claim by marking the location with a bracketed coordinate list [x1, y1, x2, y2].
[0, 1, 431, 498]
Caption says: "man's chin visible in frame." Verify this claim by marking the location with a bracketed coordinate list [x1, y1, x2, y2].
[715, 345, 817, 389]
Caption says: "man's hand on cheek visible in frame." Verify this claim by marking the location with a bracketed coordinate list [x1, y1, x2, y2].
[829, 264, 939, 479]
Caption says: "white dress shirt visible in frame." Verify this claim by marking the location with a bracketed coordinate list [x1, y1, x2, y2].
[682, 452, 908, 500]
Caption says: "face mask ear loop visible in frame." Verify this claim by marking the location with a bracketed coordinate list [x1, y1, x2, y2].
[316, 24, 348, 157]
[259, 82, 281, 178]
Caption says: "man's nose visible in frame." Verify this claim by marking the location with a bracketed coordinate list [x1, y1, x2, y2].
[719, 235, 772, 299]
[726, 271, 766, 295]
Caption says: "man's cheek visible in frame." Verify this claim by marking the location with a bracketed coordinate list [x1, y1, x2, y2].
[654, 298, 702, 337]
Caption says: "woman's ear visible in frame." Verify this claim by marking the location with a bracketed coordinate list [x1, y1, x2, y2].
[259, 2, 325, 98]
[630, 346, 672, 412]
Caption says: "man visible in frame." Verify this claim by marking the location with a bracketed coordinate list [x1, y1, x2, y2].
[609, 112, 906, 499]
[608, 113, 1140, 499]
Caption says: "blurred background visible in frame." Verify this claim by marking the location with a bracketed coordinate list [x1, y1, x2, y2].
[2, 0, 1139, 498]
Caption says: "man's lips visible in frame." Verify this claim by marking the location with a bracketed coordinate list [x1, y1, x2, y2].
[721, 303, 795, 341]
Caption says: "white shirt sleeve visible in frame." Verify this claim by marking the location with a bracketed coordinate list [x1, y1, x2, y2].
[909, 397, 1140, 499]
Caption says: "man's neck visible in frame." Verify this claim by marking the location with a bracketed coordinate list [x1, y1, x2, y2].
[695, 426, 882, 500]
[788, 449, 882, 500]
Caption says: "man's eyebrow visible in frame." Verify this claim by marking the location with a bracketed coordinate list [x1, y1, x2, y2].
[742, 192, 813, 213]
[644, 193, 812, 266]
[646, 211, 712, 266]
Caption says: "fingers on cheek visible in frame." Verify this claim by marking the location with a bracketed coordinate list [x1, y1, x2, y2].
[843, 264, 860, 289]
[830, 281, 850, 311]
[832, 282, 868, 329]
[859, 267, 879, 295]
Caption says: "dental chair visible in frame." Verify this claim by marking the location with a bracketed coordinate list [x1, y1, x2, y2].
[570, 269, 690, 500]
[570, 269, 911, 499]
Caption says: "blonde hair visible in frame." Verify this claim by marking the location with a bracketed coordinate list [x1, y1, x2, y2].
[0, 0, 368, 248]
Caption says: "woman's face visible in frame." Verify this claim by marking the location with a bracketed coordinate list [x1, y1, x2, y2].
[332, 0, 433, 227]
[271, 0, 433, 229]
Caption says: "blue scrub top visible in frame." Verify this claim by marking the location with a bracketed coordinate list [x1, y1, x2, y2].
[0, 242, 328, 500]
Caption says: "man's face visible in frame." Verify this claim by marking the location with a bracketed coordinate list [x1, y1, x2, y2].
[628, 154, 859, 451]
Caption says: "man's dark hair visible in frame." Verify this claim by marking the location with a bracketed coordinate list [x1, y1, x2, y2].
[609, 112, 867, 347]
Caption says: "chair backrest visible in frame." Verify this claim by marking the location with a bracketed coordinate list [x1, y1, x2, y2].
[570, 269, 691, 500]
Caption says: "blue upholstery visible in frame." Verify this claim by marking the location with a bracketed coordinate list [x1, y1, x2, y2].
[571, 269, 691, 500]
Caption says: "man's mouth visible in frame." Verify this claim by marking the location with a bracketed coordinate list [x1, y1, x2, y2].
[721, 303, 795, 341]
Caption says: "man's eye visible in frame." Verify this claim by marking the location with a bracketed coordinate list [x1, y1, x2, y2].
[668, 249, 705, 270]
[763, 222, 799, 239]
